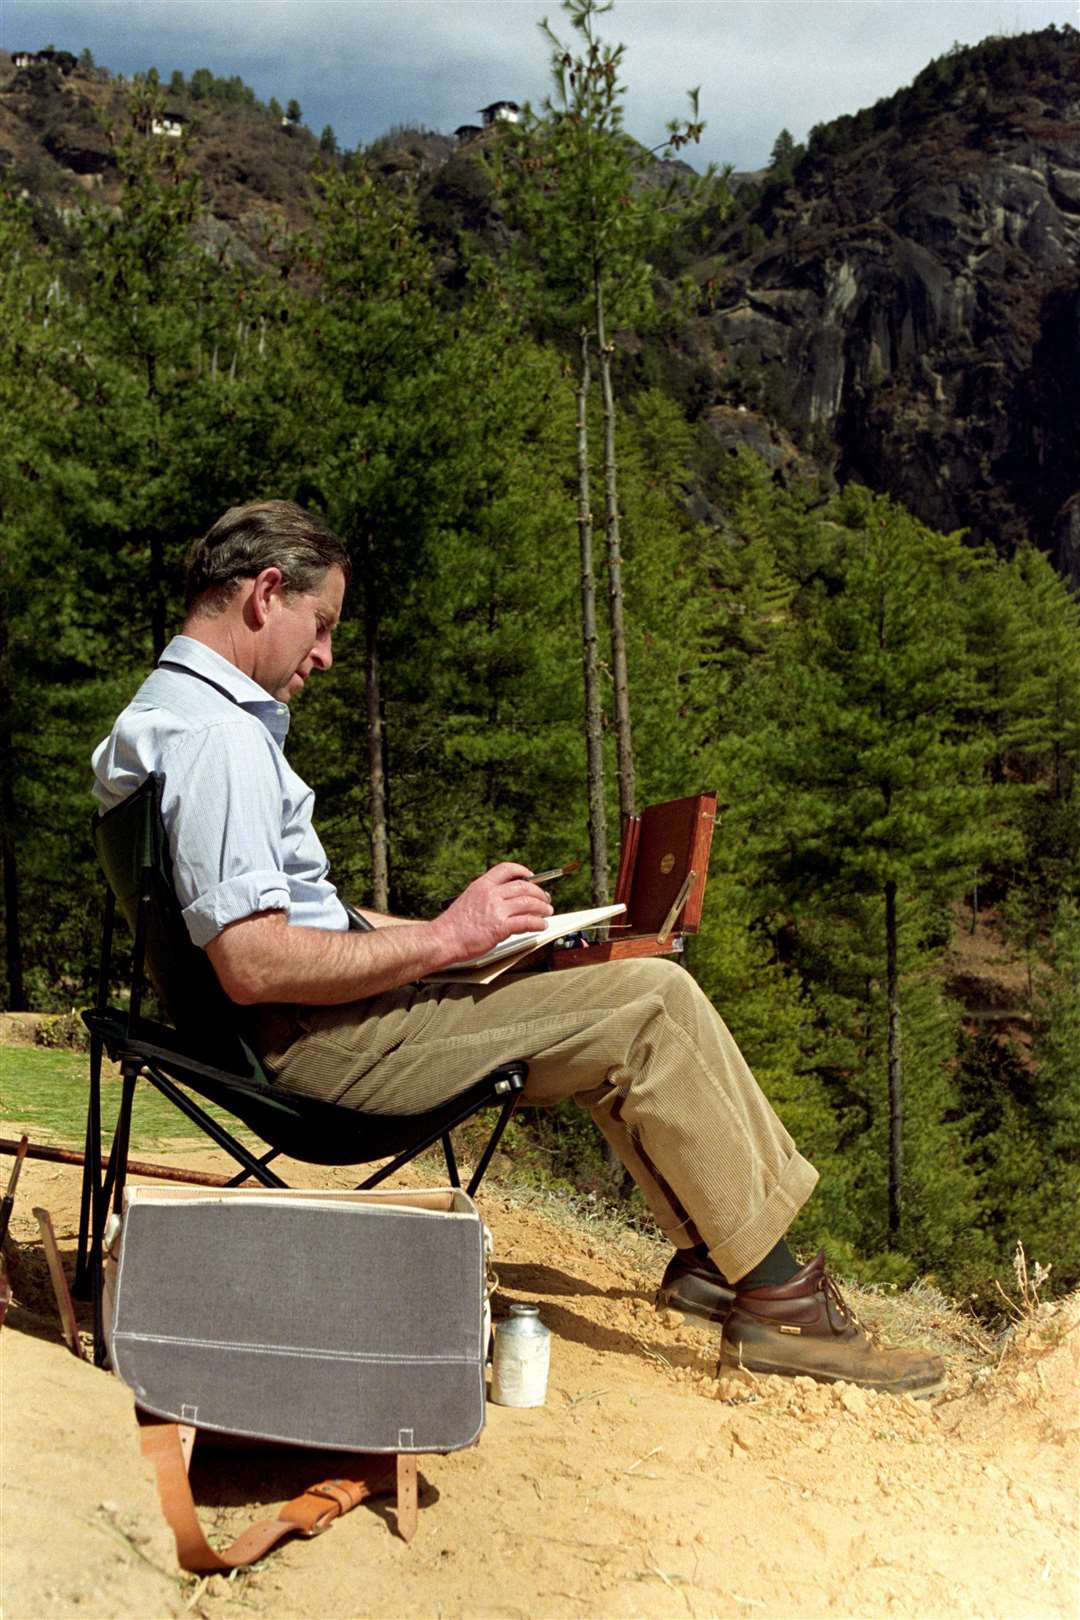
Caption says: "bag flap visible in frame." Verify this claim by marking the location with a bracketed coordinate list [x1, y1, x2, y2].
[111, 1188, 485, 1453]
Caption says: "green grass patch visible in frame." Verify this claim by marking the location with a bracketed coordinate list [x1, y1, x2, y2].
[0, 1047, 252, 1150]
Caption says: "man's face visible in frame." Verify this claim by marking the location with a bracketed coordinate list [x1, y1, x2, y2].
[257, 565, 346, 703]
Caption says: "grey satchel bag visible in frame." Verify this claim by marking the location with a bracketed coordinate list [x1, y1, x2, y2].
[106, 1185, 489, 1568]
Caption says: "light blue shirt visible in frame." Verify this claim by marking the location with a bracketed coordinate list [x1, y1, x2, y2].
[91, 635, 349, 948]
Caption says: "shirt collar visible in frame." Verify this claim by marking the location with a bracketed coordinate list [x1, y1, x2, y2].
[157, 634, 292, 747]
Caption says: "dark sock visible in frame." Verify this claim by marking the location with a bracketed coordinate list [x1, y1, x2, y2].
[677, 1236, 799, 1291]
[732, 1237, 799, 1292]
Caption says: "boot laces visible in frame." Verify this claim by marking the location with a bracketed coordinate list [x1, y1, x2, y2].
[821, 1270, 861, 1334]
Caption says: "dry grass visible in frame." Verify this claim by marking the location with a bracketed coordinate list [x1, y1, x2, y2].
[471, 1157, 1002, 1377]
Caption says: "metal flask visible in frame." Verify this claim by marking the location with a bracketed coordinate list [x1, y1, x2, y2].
[489, 1303, 552, 1408]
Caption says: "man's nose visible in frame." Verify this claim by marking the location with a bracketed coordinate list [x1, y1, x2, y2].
[311, 639, 332, 672]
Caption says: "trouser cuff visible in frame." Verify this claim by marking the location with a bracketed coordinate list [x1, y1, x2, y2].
[706, 1153, 819, 1283]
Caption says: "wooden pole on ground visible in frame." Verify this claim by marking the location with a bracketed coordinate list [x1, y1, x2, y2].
[0, 1137, 236, 1188]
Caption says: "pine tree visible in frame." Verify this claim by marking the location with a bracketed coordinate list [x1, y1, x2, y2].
[1029, 901, 1080, 1283]
[294, 162, 449, 907]
[769, 128, 798, 170]
[378, 341, 587, 914]
[1, 89, 312, 1005]
[485, 0, 722, 894]
[0, 194, 58, 1008]
[723, 490, 1001, 1245]
[960, 544, 1080, 979]
[75, 82, 244, 657]
[296, 164, 579, 912]
[964, 901, 1080, 1296]
[0, 194, 137, 1006]
[615, 388, 712, 803]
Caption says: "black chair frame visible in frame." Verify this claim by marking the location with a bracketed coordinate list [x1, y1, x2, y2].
[75, 775, 526, 1362]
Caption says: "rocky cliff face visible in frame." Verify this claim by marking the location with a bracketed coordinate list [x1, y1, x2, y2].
[695, 28, 1080, 582]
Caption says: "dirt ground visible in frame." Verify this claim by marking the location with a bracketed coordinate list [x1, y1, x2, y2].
[1, 1132, 1078, 1620]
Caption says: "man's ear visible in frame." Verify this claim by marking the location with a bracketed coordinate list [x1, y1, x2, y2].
[249, 567, 285, 627]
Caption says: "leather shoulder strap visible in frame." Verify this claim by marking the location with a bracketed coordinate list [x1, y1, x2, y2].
[137, 1412, 415, 1571]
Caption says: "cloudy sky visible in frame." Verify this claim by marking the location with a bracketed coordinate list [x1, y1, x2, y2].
[1, 0, 1075, 170]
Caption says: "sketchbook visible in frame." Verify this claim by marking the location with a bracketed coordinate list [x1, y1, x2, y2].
[427, 904, 626, 985]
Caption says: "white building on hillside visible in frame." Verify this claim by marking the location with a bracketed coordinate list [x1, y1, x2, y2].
[479, 101, 520, 127]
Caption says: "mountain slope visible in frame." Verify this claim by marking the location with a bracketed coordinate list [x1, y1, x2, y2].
[3, 29, 1079, 577]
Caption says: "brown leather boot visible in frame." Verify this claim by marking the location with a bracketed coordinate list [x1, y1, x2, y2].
[656, 1244, 735, 1328]
[720, 1250, 946, 1396]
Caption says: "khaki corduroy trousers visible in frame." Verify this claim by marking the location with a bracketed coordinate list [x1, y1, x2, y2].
[256, 956, 818, 1284]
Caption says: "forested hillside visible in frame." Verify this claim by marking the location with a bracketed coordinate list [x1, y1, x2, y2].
[1, 12, 1077, 1308]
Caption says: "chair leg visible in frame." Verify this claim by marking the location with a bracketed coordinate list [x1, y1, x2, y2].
[466, 1093, 519, 1197]
[90, 1062, 138, 1366]
[223, 1147, 281, 1189]
[135, 1065, 289, 1188]
[74, 1034, 105, 1298]
[104, 1061, 139, 1217]
[90, 1126, 124, 1367]
[79, 886, 115, 1298]
[356, 1080, 519, 1191]
[441, 1133, 461, 1189]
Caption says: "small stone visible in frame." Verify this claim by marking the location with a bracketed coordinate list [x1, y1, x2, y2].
[730, 1417, 757, 1452]
[661, 1308, 683, 1329]
[838, 1384, 870, 1418]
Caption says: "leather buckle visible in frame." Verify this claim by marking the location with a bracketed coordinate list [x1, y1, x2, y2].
[299, 1480, 353, 1535]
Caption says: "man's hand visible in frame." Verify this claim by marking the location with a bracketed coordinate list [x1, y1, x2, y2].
[206, 864, 554, 1007]
[433, 863, 554, 964]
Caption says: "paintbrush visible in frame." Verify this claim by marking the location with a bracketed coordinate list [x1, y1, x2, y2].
[531, 860, 583, 884]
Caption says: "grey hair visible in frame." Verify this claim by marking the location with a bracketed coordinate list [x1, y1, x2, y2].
[185, 500, 350, 614]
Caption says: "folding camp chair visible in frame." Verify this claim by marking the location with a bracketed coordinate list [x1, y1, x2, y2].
[76, 773, 526, 1360]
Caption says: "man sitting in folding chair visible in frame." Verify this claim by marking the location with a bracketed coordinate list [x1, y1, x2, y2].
[91, 499, 943, 1397]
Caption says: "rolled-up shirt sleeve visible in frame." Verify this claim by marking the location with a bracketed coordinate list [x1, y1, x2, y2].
[159, 721, 292, 948]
